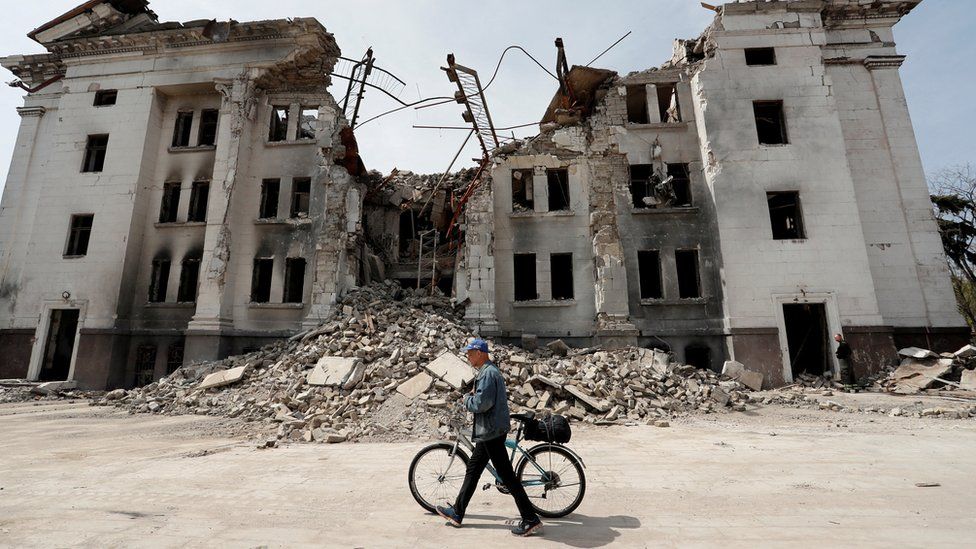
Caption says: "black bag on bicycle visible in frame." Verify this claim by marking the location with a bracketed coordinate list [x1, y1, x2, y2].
[525, 414, 571, 443]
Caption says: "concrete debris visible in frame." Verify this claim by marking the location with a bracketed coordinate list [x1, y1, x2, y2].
[898, 347, 939, 360]
[721, 360, 764, 391]
[307, 357, 363, 388]
[424, 352, 476, 390]
[396, 372, 434, 400]
[547, 339, 570, 357]
[953, 345, 976, 359]
[30, 381, 78, 395]
[197, 366, 248, 391]
[888, 358, 954, 395]
[959, 370, 976, 392]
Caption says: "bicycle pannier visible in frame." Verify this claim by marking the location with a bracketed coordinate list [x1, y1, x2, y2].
[524, 414, 571, 443]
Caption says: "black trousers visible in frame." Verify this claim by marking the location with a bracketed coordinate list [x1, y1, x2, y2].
[454, 436, 538, 522]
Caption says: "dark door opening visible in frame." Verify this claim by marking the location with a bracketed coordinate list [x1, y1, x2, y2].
[40, 309, 80, 381]
[685, 345, 711, 370]
[783, 303, 830, 379]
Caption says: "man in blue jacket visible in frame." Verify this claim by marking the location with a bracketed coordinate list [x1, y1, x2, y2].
[436, 339, 543, 537]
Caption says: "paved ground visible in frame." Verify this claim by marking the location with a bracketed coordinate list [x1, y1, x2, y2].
[1, 398, 974, 548]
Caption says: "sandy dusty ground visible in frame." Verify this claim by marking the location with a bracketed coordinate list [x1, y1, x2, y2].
[1, 397, 974, 548]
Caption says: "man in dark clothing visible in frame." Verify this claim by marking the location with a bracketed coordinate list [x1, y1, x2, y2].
[435, 339, 543, 537]
[834, 333, 858, 390]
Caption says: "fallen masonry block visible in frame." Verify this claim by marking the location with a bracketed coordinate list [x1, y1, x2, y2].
[954, 344, 976, 359]
[547, 339, 570, 357]
[397, 372, 434, 399]
[960, 370, 976, 391]
[898, 347, 938, 360]
[307, 357, 362, 388]
[528, 375, 563, 391]
[197, 366, 247, 390]
[722, 360, 763, 391]
[711, 387, 730, 407]
[563, 385, 611, 413]
[30, 380, 78, 395]
[424, 352, 476, 389]
[890, 358, 953, 394]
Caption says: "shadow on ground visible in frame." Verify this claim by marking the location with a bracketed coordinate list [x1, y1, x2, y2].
[462, 513, 641, 547]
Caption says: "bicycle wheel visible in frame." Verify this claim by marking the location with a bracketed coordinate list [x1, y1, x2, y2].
[515, 444, 586, 518]
[408, 442, 469, 513]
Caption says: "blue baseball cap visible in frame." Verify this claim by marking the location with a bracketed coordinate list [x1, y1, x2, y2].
[461, 338, 489, 353]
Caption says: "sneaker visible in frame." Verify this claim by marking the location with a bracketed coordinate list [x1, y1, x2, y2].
[511, 517, 543, 537]
[436, 505, 462, 528]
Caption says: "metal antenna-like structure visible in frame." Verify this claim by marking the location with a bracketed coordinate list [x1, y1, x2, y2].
[442, 54, 499, 158]
[333, 48, 407, 128]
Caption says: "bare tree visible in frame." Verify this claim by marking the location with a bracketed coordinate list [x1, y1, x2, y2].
[930, 164, 976, 327]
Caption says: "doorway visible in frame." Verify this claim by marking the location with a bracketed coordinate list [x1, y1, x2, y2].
[39, 309, 80, 381]
[782, 303, 830, 378]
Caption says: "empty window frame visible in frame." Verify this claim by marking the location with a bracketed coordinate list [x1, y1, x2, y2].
[260, 179, 280, 219]
[82, 135, 109, 172]
[166, 341, 185, 375]
[513, 253, 538, 302]
[290, 177, 311, 218]
[675, 249, 702, 299]
[172, 111, 194, 147]
[626, 85, 649, 124]
[148, 258, 171, 303]
[550, 253, 574, 300]
[65, 214, 94, 257]
[93, 89, 117, 107]
[159, 182, 181, 223]
[547, 169, 570, 212]
[667, 164, 693, 207]
[251, 258, 274, 303]
[269, 106, 290, 142]
[656, 83, 680, 123]
[637, 250, 663, 299]
[187, 181, 210, 223]
[134, 345, 157, 387]
[177, 257, 201, 303]
[745, 47, 776, 66]
[753, 101, 788, 145]
[283, 257, 307, 304]
[297, 106, 318, 140]
[767, 191, 806, 240]
[512, 169, 535, 211]
[198, 109, 219, 146]
[630, 165, 654, 209]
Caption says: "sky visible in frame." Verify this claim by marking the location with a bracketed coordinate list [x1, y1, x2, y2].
[0, 0, 972, 194]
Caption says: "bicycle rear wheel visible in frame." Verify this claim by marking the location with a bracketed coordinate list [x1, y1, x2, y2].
[408, 442, 469, 513]
[515, 444, 586, 518]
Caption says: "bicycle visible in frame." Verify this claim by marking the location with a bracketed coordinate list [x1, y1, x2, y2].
[407, 405, 587, 518]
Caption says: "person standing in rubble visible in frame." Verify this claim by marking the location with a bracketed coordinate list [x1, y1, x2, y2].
[435, 339, 543, 537]
[834, 333, 858, 391]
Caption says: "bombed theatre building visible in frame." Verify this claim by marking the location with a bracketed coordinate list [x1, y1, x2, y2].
[0, 0, 968, 390]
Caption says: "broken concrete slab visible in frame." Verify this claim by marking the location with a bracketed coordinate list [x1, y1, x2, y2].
[424, 352, 476, 389]
[898, 347, 938, 360]
[547, 339, 570, 357]
[197, 367, 247, 390]
[564, 385, 612, 413]
[711, 387, 730, 407]
[396, 372, 433, 399]
[953, 344, 976, 359]
[528, 375, 563, 391]
[960, 370, 976, 392]
[722, 360, 745, 378]
[722, 360, 764, 391]
[30, 381, 78, 395]
[890, 358, 954, 394]
[306, 357, 362, 388]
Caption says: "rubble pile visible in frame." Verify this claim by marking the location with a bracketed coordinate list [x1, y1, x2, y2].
[875, 345, 976, 395]
[100, 282, 752, 444]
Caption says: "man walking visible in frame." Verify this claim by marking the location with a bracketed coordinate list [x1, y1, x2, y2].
[436, 339, 543, 537]
[834, 333, 858, 391]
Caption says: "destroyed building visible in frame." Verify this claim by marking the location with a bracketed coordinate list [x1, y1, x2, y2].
[455, 0, 970, 386]
[0, 1, 366, 388]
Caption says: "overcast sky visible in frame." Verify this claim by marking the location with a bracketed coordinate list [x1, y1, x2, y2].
[0, 0, 972, 195]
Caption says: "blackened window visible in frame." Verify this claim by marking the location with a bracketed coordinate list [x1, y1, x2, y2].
[513, 253, 537, 302]
[149, 259, 171, 303]
[260, 179, 280, 218]
[82, 135, 108, 172]
[626, 85, 649, 124]
[283, 257, 307, 304]
[187, 181, 209, 222]
[269, 106, 290, 142]
[159, 182, 181, 223]
[198, 109, 219, 146]
[637, 250, 663, 299]
[547, 169, 570, 212]
[134, 345, 157, 387]
[297, 107, 318, 140]
[745, 47, 776, 66]
[93, 90, 117, 106]
[173, 111, 193, 147]
[251, 258, 274, 303]
[630, 165, 653, 208]
[512, 169, 535, 211]
[177, 257, 200, 303]
[550, 253, 574, 300]
[667, 164, 692, 207]
[754, 101, 788, 145]
[290, 178, 311, 218]
[676, 249, 701, 299]
[166, 341, 185, 375]
[767, 191, 806, 240]
[65, 214, 94, 257]
[657, 83, 680, 123]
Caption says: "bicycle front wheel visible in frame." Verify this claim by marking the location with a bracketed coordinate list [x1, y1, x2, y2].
[516, 444, 586, 518]
[408, 442, 469, 513]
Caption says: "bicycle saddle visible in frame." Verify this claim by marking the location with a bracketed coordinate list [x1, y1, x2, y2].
[510, 411, 536, 423]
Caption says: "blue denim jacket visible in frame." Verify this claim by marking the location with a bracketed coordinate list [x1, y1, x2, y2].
[463, 361, 510, 443]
